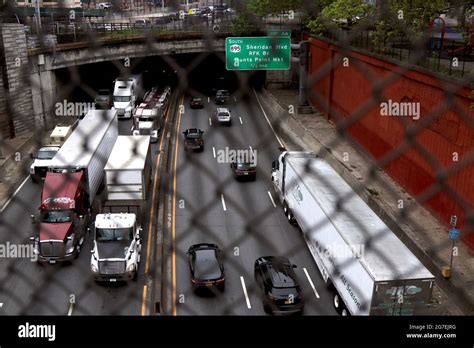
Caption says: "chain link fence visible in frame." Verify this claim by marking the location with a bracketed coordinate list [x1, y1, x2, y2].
[0, 0, 472, 316]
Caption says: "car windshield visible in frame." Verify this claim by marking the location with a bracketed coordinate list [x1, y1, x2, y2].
[192, 98, 202, 102]
[37, 150, 57, 160]
[187, 133, 200, 139]
[41, 210, 73, 223]
[114, 96, 131, 102]
[218, 112, 229, 117]
[96, 228, 133, 242]
[217, 90, 229, 96]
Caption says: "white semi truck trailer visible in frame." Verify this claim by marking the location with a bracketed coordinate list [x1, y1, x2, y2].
[271, 151, 435, 316]
[90, 135, 150, 282]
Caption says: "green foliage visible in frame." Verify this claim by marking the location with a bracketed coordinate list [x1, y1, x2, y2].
[305, 0, 374, 35]
[321, 0, 374, 23]
[231, 12, 260, 36]
[245, 0, 303, 17]
[386, 0, 448, 35]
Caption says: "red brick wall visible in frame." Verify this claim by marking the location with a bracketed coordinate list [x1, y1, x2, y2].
[306, 35, 474, 248]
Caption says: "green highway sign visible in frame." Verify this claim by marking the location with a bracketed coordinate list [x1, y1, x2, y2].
[226, 37, 291, 71]
[268, 29, 291, 37]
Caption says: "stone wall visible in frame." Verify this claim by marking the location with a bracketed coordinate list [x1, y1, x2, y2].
[0, 24, 35, 138]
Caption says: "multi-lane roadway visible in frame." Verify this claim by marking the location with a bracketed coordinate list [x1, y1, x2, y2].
[0, 90, 337, 316]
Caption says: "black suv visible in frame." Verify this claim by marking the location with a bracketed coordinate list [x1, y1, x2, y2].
[214, 89, 230, 104]
[254, 256, 304, 315]
[230, 156, 257, 181]
[187, 243, 225, 291]
[183, 128, 204, 152]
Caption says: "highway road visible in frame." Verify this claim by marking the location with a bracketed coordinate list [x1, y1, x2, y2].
[173, 93, 338, 315]
[0, 115, 155, 315]
[0, 90, 338, 316]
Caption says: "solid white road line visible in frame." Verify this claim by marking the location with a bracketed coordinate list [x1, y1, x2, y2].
[209, 117, 212, 126]
[0, 175, 29, 214]
[267, 191, 277, 208]
[240, 276, 252, 309]
[208, 97, 210, 103]
[130, 126, 134, 131]
[67, 302, 74, 316]
[220, 194, 227, 211]
[234, 96, 237, 102]
[303, 267, 320, 299]
[239, 117, 243, 125]
[249, 146, 253, 152]
[253, 89, 285, 147]
[212, 146, 216, 158]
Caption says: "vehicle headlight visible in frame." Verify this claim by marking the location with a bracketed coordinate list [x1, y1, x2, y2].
[126, 263, 135, 272]
[66, 246, 75, 254]
[111, 106, 115, 110]
[91, 263, 98, 273]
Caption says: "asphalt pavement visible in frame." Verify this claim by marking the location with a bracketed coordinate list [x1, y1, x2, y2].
[0, 116, 151, 315]
[174, 94, 338, 315]
[0, 94, 338, 316]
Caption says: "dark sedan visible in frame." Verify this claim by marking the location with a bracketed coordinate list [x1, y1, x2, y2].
[230, 157, 256, 181]
[187, 243, 225, 291]
[190, 96, 204, 109]
[183, 128, 204, 152]
[254, 256, 304, 315]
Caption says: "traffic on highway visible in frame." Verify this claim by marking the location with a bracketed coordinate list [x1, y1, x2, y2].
[0, 72, 436, 317]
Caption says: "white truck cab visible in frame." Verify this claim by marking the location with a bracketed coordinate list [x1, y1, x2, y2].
[90, 213, 142, 282]
[112, 75, 144, 119]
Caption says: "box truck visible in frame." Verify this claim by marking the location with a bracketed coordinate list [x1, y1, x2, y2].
[90, 135, 150, 281]
[30, 110, 118, 263]
[271, 151, 435, 316]
[101, 135, 151, 220]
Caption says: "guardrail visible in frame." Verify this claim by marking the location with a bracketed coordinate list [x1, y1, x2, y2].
[27, 14, 235, 46]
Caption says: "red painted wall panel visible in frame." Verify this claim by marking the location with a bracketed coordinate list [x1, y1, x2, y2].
[306, 35, 474, 248]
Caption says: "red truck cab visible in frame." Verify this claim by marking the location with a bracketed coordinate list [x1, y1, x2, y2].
[31, 172, 88, 263]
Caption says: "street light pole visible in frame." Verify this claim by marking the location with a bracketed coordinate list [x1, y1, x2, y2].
[35, 0, 42, 30]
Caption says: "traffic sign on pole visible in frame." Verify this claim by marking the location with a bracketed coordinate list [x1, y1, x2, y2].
[226, 37, 291, 71]
[268, 29, 291, 37]
[448, 228, 460, 241]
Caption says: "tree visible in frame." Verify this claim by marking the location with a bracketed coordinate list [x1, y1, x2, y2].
[231, 11, 260, 36]
[245, 0, 303, 17]
[320, 0, 374, 24]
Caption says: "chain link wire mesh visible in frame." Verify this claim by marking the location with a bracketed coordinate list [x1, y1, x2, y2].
[0, 0, 472, 316]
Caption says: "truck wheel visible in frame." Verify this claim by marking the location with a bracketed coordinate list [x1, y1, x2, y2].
[333, 292, 342, 313]
[286, 209, 296, 225]
[341, 307, 350, 316]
